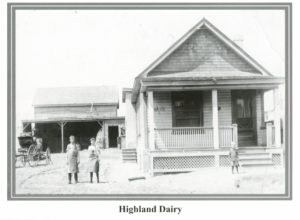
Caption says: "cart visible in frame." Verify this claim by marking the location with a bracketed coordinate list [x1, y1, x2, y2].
[16, 133, 52, 167]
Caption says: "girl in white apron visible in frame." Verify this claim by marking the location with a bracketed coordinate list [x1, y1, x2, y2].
[87, 137, 100, 183]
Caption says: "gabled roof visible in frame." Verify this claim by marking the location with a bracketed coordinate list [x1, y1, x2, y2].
[33, 86, 119, 107]
[132, 18, 280, 103]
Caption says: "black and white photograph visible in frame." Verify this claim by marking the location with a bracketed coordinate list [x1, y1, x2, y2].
[6, 2, 291, 201]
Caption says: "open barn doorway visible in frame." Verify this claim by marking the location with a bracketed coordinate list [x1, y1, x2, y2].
[34, 121, 102, 153]
[34, 123, 61, 153]
[108, 126, 119, 148]
[64, 122, 102, 151]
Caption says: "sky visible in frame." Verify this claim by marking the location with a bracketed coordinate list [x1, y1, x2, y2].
[15, 9, 285, 128]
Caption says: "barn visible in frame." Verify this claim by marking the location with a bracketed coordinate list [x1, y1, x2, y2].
[22, 86, 125, 153]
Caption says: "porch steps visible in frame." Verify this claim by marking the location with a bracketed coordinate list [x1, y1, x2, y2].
[122, 148, 137, 163]
[238, 131, 256, 147]
[238, 147, 274, 167]
[239, 153, 270, 160]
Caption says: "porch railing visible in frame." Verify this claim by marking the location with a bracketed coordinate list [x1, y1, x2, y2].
[219, 126, 237, 148]
[154, 127, 213, 149]
[154, 125, 238, 150]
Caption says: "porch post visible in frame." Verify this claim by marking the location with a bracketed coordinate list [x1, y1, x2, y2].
[273, 87, 281, 148]
[58, 122, 67, 153]
[212, 89, 219, 149]
[266, 123, 273, 148]
[147, 91, 155, 150]
[232, 124, 238, 148]
[139, 93, 147, 171]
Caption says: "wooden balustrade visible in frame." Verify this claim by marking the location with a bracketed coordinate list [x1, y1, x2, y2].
[154, 127, 214, 149]
[154, 125, 237, 150]
[219, 126, 234, 148]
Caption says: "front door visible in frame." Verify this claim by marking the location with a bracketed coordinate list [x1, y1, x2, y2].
[108, 126, 119, 148]
[232, 90, 256, 146]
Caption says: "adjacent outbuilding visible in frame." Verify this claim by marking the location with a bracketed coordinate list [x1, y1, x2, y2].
[22, 86, 125, 153]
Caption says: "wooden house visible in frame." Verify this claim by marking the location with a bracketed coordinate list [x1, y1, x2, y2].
[22, 86, 124, 152]
[123, 18, 284, 174]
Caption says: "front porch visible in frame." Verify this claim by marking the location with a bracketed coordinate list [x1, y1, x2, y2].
[138, 88, 283, 174]
[145, 88, 282, 150]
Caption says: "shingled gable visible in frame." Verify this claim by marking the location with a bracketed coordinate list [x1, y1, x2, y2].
[131, 18, 283, 103]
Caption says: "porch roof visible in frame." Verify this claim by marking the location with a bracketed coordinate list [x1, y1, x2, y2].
[145, 70, 267, 79]
[140, 75, 284, 92]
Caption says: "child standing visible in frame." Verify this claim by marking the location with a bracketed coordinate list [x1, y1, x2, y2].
[87, 137, 100, 183]
[229, 141, 239, 174]
[66, 135, 80, 184]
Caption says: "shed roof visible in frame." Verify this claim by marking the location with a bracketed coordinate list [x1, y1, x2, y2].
[33, 86, 119, 107]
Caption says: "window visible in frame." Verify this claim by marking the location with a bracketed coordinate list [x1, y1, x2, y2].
[172, 91, 203, 127]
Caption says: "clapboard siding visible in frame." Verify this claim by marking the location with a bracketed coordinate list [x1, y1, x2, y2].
[153, 92, 173, 128]
[152, 90, 232, 128]
[203, 91, 212, 127]
[203, 90, 232, 127]
[218, 90, 232, 126]
[34, 105, 117, 119]
[124, 92, 137, 148]
[149, 28, 260, 76]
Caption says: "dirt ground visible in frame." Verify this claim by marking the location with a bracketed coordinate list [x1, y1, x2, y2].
[15, 149, 285, 195]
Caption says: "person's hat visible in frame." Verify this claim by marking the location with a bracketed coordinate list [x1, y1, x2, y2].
[90, 137, 96, 141]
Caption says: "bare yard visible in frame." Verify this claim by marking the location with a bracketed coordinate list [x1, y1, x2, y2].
[15, 149, 285, 195]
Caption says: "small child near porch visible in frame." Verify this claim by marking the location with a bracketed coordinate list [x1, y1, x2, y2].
[229, 142, 239, 174]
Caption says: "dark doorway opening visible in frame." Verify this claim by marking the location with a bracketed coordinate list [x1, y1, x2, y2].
[64, 122, 101, 151]
[108, 126, 119, 148]
[34, 121, 102, 153]
[35, 123, 61, 153]
[232, 90, 257, 147]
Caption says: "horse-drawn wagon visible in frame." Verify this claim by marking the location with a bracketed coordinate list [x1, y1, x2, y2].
[16, 133, 52, 167]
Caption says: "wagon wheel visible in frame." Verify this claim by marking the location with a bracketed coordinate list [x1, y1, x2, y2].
[27, 145, 38, 167]
[20, 155, 27, 167]
[45, 148, 52, 165]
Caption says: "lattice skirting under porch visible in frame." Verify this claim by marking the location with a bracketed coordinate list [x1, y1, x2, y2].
[148, 148, 284, 174]
[219, 155, 231, 167]
[272, 153, 282, 166]
[153, 156, 215, 170]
